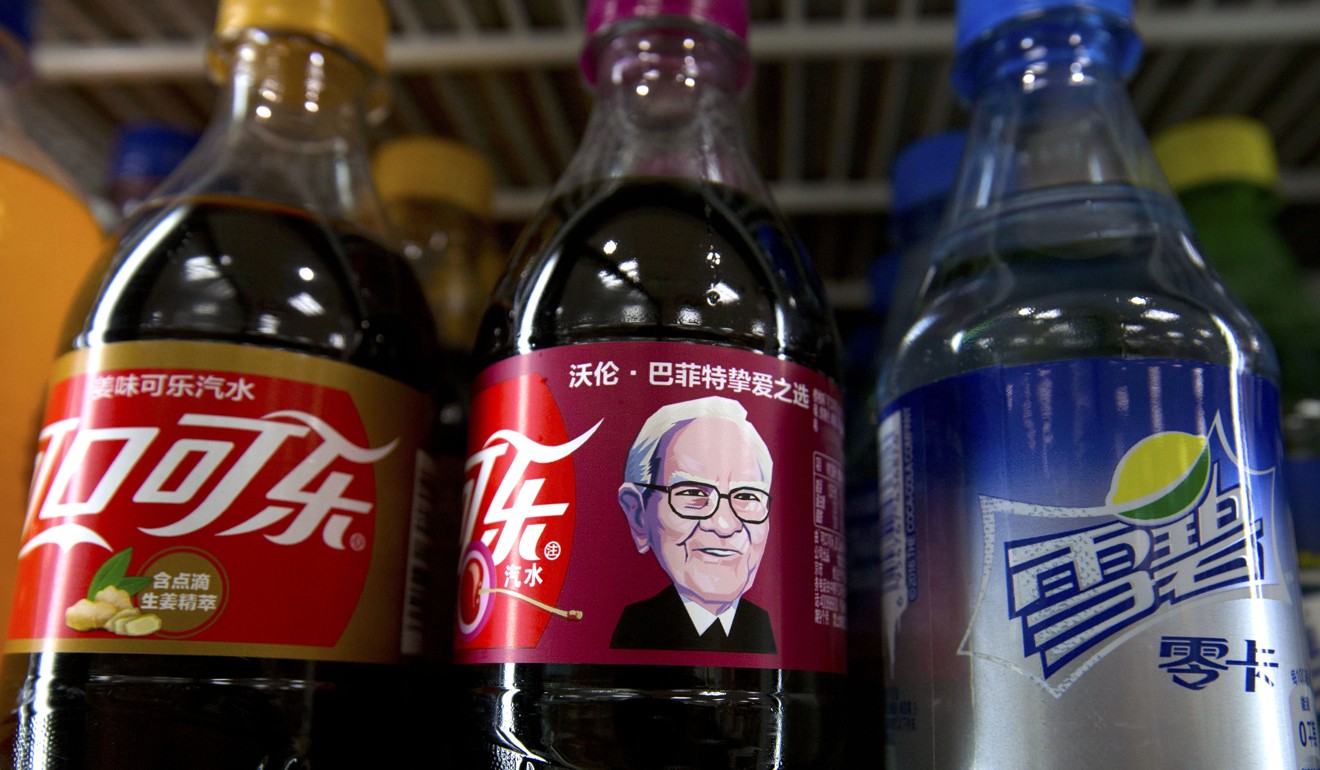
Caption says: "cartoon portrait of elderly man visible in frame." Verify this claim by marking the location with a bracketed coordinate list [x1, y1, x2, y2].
[611, 395, 776, 653]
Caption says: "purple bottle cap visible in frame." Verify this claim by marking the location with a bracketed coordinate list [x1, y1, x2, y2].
[585, 0, 749, 41]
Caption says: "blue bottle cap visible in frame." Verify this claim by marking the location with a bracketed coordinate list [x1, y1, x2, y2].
[109, 124, 200, 182]
[0, 0, 32, 48]
[891, 130, 967, 215]
[956, 0, 1132, 54]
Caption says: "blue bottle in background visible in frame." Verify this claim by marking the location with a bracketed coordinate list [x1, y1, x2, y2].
[842, 129, 965, 762]
[878, 0, 1317, 765]
[878, 129, 967, 362]
[106, 123, 199, 217]
[844, 128, 965, 763]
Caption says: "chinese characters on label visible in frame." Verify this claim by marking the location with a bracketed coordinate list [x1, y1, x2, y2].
[1158, 636, 1279, 691]
[1293, 673, 1320, 752]
[1000, 463, 1264, 680]
[503, 561, 548, 589]
[814, 451, 845, 630]
[812, 388, 844, 434]
[91, 372, 257, 402]
[140, 573, 220, 615]
[28, 410, 395, 554]
[567, 358, 850, 440]
[568, 359, 815, 407]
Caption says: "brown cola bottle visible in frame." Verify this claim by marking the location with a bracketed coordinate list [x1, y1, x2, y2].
[457, 1, 846, 767]
[0, 1, 448, 768]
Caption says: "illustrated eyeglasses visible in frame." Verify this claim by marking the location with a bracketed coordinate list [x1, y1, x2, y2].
[635, 481, 772, 524]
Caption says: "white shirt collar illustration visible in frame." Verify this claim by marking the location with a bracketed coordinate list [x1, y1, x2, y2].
[681, 596, 740, 636]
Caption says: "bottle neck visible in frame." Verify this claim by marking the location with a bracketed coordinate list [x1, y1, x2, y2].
[946, 9, 1164, 224]
[559, 20, 765, 199]
[156, 30, 389, 235]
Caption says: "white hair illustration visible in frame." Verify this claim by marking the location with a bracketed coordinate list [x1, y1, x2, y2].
[623, 396, 773, 486]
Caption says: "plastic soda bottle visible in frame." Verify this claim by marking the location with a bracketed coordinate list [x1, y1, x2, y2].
[1154, 115, 1320, 688]
[0, 0, 103, 647]
[879, 0, 1318, 766]
[456, 0, 847, 766]
[0, 1, 445, 767]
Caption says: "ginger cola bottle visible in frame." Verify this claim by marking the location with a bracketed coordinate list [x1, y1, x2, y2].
[0, 1, 447, 767]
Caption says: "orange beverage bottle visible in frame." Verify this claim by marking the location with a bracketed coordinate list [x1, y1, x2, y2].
[0, 0, 102, 642]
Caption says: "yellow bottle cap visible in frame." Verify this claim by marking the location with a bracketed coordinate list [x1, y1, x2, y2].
[373, 137, 496, 219]
[212, 0, 389, 74]
[1152, 115, 1279, 192]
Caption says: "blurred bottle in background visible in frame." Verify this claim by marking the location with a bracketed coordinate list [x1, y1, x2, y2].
[373, 134, 493, 699]
[880, 0, 1315, 764]
[106, 123, 199, 218]
[844, 128, 964, 763]
[1154, 115, 1320, 685]
[0, 0, 103, 644]
[374, 135, 500, 354]
[878, 129, 968, 361]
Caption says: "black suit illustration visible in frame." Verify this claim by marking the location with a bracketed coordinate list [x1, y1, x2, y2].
[610, 584, 776, 653]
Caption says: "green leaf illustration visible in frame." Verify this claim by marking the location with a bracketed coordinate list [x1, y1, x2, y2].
[116, 576, 153, 596]
[87, 548, 134, 600]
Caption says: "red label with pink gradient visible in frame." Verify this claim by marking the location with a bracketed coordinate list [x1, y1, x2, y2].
[7, 342, 432, 662]
[456, 341, 846, 673]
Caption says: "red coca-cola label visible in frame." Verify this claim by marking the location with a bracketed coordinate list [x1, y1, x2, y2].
[458, 374, 587, 648]
[457, 341, 846, 673]
[7, 342, 433, 662]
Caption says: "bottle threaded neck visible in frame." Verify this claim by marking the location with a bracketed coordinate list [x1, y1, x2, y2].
[953, 7, 1141, 102]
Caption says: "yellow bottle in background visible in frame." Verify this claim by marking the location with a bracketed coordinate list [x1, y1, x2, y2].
[373, 136, 498, 352]
[0, 2, 102, 641]
[373, 136, 497, 685]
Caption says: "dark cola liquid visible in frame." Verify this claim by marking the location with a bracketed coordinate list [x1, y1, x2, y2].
[467, 178, 844, 769]
[0, 196, 457, 769]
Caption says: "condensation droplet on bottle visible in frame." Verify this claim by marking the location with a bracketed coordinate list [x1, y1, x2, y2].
[705, 289, 720, 306]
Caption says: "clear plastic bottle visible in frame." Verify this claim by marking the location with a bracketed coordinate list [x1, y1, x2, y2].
[879, 0, 1316, 767]
[457, 1, 845, 767]
[1154, 115, 1320, 689]
[0, 1, 445, 767]
[0, 0, 103, 650]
